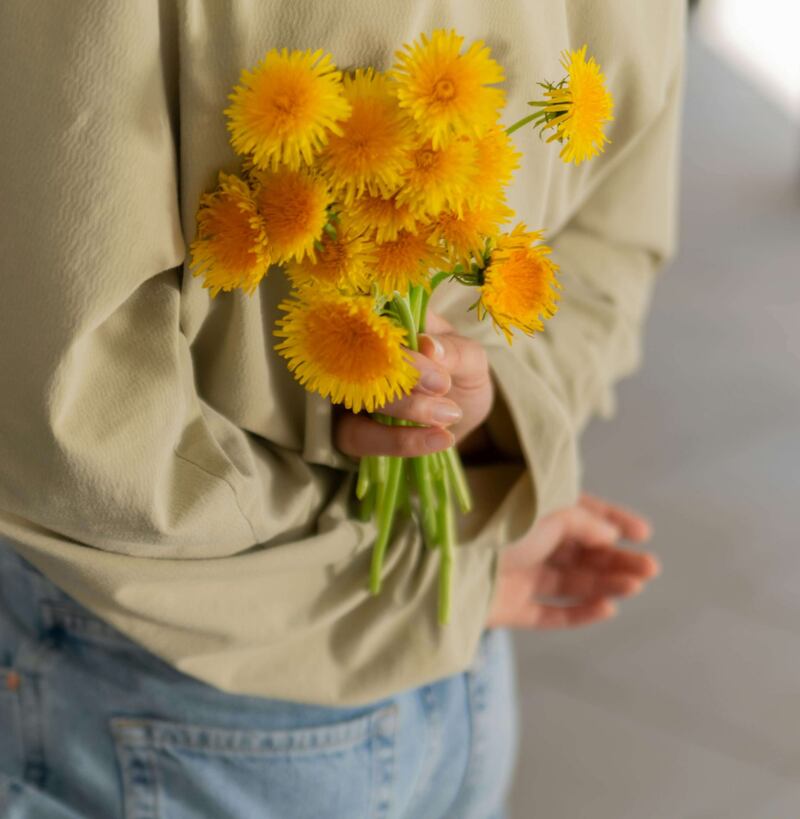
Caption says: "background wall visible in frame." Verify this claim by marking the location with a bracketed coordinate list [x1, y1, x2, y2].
[509, 8, 800, 818]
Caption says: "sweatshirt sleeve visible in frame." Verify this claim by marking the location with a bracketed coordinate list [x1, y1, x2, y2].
[0, 1, 499, 706]
[435, 19, 686, 550]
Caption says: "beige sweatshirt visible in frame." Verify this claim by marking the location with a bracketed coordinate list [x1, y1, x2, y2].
[0, 0, 685, 705]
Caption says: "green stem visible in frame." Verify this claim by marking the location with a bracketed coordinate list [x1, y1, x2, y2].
[392, 291, 439, 548]
[435, 461, 455, 625]
[368, 454, 386, 517]
[442, 446, 472, 513]
[370, 426, 403, 595]
[393, 294, 418, 351]
[430, 449, 444, 480]
[356, 455, 371, 500]
[505, 110, 548, 135]
[419, 271, 452, 333]
[375, 454, 388, 486]
[430, 270, 452, 290]
[358, 482, 376, 522]
[396, 458, 411, 517]
[409, 285, 424, 329]
[412, 455, 439, 549]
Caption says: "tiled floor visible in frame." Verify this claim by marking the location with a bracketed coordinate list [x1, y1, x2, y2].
[508, 27, 800, 819]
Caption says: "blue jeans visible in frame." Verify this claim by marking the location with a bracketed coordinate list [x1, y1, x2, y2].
[0, 537, 519, 818]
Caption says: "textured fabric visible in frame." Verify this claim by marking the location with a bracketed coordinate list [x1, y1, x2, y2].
[0, 1, 685, 704]
[0, 538, 518, 819]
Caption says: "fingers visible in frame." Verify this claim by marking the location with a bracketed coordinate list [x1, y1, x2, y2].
[578, 545, 661, 579]
[520, 598, 617, 630]
[418, 330, 490, 392]
[536, 565, 644, 600]
[579, 492, 653, 542]
[402, 350, 452, 396]
[375, 390, 462, 428]
[335, 410, 454, 458]
[548, 542, 661, 580]
[555, 505, 622, 548]
[490, 493, 661, 631]
[374, 350, 462, 426]
[501, 505, 623, 573]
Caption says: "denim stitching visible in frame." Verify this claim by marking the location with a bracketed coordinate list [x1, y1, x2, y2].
[15, 656, 47, 790]
[112, 737, 159, 819]
[110, 702, 396, 757]
[371, 703, 397, 819]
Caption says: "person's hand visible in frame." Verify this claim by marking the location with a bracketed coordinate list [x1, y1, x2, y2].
[486, 493, 660, 629]
[334, 309, 494, 459]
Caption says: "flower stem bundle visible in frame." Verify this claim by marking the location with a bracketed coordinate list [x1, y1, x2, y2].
[189, 31, 614, 625]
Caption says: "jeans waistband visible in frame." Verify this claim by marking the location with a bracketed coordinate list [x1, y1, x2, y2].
[0, 534, 135, 656]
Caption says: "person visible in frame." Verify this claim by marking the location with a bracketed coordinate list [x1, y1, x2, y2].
[0, 1, 685, 817]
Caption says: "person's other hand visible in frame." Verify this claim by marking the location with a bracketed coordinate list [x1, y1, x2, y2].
[486, 493, 660, 629]
[334, 309, 494, 458]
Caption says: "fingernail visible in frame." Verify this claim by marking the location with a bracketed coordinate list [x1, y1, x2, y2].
[420, 368, 449, 393]
[423, 334, 445, 361]
[431, 402, 462, 424]
[425, 428, 453, 451]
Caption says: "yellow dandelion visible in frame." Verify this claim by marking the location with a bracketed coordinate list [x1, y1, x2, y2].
[478, 224, 560, 343]
[370, 227, 446, 296]
[189, 172, 270, 298]
[318, 68, 415, 205]
[396, 137, 477, 219]
[251, 167, 331, 263]
[342, 192, 419, 244]
[225, 48, 352, 171]
[471, 126, 521, 205]
[286, 225, 376, 292]
[433, 199, 513, 269]
[274, 288, 418, 413]
[392, 29, 505, 148]
[512, 45, 614, 165]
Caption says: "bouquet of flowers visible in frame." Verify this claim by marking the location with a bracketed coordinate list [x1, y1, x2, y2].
[189, 31, 614, 624]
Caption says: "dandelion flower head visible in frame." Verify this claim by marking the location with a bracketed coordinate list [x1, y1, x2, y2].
[342, 192, 419, 244]
[370, 227, 446, 296]
[286, 224, 376, 292]
[397, 137, 477, 219]
[318, 68, 415, 205]
[225, 48, 352, 171]
[478, 224, 560, 343]
[471, 126, 521, 207]
[252, 167, 331, 264]
[434, 199, 513, 269]
[392, 29, 505, 148]
[540, 45, 614, 165]
[189, 172, 270, 298]
[274, 288, 419, 413]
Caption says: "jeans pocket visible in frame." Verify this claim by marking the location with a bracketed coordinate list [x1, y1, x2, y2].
[110, 702, 398, 819]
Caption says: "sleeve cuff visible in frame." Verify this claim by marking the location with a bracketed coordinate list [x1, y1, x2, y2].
[455, 342, 581, 554]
